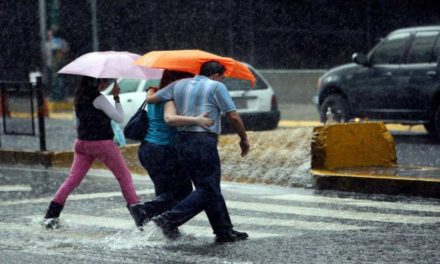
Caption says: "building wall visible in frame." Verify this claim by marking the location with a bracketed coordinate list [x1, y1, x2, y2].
[260, 69, 326, 104]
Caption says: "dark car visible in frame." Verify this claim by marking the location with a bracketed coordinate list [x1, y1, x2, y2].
[314, 26, 440, 137]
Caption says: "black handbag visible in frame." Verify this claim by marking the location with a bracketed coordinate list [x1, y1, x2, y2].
[123, 100, 149, 141]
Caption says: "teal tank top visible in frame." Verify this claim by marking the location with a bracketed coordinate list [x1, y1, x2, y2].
[144, 103, 176, 145]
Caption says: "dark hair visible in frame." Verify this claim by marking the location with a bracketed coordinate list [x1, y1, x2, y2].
[199, 61, 225, 77]
[74, 76, 101, 106]
[159, 70, 194, 89]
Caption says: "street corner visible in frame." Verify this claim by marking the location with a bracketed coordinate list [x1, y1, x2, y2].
[310, 122, 440, 198]
[312, 166, 440, 198]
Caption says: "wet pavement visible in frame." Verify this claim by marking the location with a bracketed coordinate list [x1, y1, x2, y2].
[1, 165, 440, 263]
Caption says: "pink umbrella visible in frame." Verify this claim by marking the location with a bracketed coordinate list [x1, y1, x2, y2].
[58, 51, 163, 80]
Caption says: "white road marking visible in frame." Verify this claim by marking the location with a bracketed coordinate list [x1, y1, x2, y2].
[110, 208, 369, 231]
[227, 201, 440, 224]
[265, 194, 440, 213]
[191, 214, 369, 231]
[0, 189, 154, 206]
[0, 185, 31, 192]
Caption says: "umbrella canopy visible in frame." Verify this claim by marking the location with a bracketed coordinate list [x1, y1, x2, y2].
[134, 49, 256, 85]
[58, 51, 163, 80]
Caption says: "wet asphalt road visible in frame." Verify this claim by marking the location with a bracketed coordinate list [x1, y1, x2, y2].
[1, 165, 440, 264]
[2, 104, 440, 263]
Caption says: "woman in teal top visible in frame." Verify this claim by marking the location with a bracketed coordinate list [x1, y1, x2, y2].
[136, 70, 213, 227]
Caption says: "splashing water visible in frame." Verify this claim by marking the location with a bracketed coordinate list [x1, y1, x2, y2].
[219, 127, 313, 187]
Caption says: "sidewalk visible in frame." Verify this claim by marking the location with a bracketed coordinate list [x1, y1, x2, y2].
[312, 166, 440, 198]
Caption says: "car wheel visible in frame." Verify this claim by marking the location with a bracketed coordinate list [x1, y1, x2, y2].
[320, 94, 351, 123]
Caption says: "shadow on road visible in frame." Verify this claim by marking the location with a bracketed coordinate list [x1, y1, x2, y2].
[391, 132, 440, 145]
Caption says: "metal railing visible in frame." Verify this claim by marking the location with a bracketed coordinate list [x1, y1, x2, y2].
[0, 77, 46, 151]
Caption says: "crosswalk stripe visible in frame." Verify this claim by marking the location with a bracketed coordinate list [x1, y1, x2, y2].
[109, 208, 369, 231]
[235, 215, 369, 231]
[110, 196, 440, 226]
[0, 189, 155, 206]
[192, 214, 369, 231]
[0, 185, 32, 192]
[227, 201, 440, 224]
[265, 194, 440, 213]
[3, 187, 437, 226]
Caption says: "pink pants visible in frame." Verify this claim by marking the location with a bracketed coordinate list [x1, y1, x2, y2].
[53, 139, 139, 206]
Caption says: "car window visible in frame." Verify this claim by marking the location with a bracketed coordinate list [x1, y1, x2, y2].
[406, 31, 439, 64]
[118, 79, 140, 93]
[223, 78, 252, 91]
[223, 68, 268, 91]
[431, 33, 440, 63]
[370, 32, 410, 64]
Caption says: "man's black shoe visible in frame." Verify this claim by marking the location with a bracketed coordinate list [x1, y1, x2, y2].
[215, 229, 249, 243]
[151, 215, 181, 240]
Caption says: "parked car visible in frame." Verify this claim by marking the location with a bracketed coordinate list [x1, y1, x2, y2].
[314, 26, 440, 138]
[103, 63, 280, 133]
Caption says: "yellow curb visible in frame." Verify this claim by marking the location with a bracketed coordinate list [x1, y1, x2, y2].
[279, 120, 320, 127]
[2, 112, 431, 133]
[311, 168, 440, 183]
[49, 112, 73, 120]
[0, 144, 146, 175]
[47, 101, 73, 112]
[385, 124, 426, 132]
[278, 120, 427, 132]
[8, 111, 72, 120]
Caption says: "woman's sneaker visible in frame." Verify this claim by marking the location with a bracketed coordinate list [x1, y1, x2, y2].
[41, 218, 60, 229]
[128, 203, 148, 231]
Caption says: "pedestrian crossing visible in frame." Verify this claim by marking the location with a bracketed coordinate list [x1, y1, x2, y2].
[227, 200, 440, 224]
[265, 193, 440, 213]
[0, 189, 154, 206]
[1, 181, 440, 250]
[0, 185, 32, 192]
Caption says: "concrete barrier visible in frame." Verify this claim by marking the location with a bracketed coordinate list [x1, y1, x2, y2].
[259, 69, 326, 104]
[311, 122, 396, 170]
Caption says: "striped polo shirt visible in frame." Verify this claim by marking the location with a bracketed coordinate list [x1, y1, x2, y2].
[155, 75, 236, 135]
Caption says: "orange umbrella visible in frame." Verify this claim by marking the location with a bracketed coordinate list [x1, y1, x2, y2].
[134, 49, 256, 86]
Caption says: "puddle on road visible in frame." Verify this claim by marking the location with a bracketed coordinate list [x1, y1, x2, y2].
[0, 217, 200, 252]
[0, 217, 247, 263]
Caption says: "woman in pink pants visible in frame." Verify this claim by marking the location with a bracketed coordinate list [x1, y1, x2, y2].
[41, 77, 146, 230]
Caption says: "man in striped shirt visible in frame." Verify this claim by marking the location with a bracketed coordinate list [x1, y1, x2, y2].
[147, 61, 250, 242]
